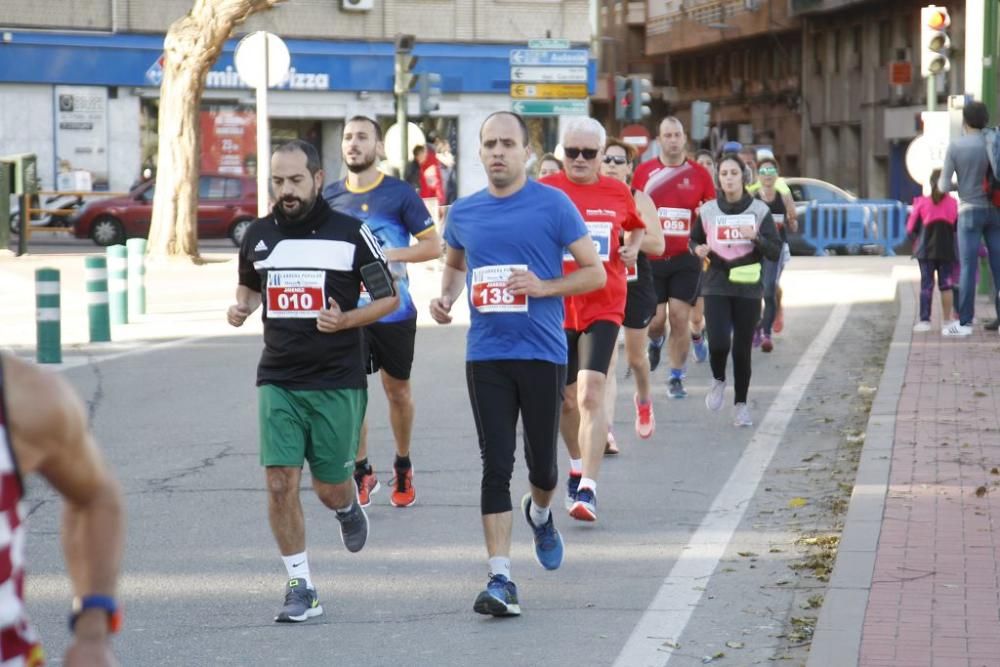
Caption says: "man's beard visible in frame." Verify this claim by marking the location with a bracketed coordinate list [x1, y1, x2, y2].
[280, 193, 316, 222]
[346, 151, 377, 174]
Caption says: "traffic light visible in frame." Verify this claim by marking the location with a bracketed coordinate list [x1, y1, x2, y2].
[393, 33, 418, 95]
[920, 5, 951, 77]
[614, 75, 630, 122]
[418, 72, 442, 114]
[690, 100, 711, 141]
[628, 76, 652, 122]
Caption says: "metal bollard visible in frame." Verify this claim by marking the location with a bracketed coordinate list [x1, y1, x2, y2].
[85, 256, 111, 342]
[126, 237, 147, 319]
[35, 268, 61, 364]
[107, 245, 128, 325]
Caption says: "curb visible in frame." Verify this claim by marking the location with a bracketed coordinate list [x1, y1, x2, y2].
[806, 267, 915, 667]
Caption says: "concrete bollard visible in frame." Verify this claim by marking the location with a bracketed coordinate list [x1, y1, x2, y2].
[126, 237, 147, 319]
[107, 245, 128, 325]
[35, 268, 61, 364]
[85, 256, 111, 342]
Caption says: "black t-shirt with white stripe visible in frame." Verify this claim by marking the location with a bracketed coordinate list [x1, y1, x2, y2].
[238, 197, 388, 390]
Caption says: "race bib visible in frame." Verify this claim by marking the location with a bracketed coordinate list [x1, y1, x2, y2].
[470, 264, 528, 313]
[565, 221, 612, 262]
[715, 215, 756, 245]
[625, 263, 638, 283]
[658, 207, 691, 237]
[773, 214, 785, 231]
[266, 270, 325, 318]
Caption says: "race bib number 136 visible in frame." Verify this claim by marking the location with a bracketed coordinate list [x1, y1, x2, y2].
[470, 264, 528, 313]
[266, 270, 326, 318]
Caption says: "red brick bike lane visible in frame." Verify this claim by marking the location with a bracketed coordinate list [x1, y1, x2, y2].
[860, 284, 1000, 667]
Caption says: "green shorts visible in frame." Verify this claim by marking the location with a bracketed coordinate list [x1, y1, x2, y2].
[258, 385, 367, 484]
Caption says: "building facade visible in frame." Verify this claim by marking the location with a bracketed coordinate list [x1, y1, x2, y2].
[596, 0, 966, 201]
[0, 0, 591, 195]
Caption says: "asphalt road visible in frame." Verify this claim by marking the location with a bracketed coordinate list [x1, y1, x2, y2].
[4, 251, 906, 666]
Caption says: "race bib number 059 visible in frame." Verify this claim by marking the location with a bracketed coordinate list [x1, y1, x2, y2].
[266, 270, 326, 318]
[715, 215, 756, 245]
[470, 264, 528, 313]
[658, 207, 691, 237]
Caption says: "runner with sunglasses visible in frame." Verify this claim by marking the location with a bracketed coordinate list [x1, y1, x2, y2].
[540, 118, 645, 522]
[752, 158, 797, 351]
[599, 138, 664, 450]
[632, 117, 716, 400]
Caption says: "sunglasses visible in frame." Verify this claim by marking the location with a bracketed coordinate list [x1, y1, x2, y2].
[564, 147, 599, 160]
[758, 166, 779, 176]
[602, 155, 629, 165]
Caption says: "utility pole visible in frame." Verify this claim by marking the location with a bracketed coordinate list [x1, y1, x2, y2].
[393, 34, 417, 173]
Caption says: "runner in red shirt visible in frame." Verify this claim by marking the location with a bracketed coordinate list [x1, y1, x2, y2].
[540, 117, 645, 523]
[633, 117, 716, 400]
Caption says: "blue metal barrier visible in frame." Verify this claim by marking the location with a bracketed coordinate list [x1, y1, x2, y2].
[800, 200, 907, 256]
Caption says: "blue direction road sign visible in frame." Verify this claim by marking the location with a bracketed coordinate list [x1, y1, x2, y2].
[509, 49, 589, 66]
[528, 39, 570, 50]
[511, 99, 588, 116]
[510, 66, 588, 83]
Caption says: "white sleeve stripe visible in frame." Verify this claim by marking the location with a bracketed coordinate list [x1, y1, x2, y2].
[359, 224, 387, 262]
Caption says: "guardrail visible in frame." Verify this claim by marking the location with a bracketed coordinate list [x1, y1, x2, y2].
[15, 190, 129, 254]
[799, 200, 909, 256]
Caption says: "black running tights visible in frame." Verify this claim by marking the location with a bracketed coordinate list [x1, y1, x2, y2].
[703, 294, 761, 405]
[466, 360, 566, 515]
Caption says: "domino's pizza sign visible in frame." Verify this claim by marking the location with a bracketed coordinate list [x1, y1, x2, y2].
[143, 54, 330, 90]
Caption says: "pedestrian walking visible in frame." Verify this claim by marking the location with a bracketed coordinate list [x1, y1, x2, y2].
[938, 101, 1000, 335]
[227, 139, 399, 623]
[908, 169, 958, 332]
[690, 153, 781, 427]
[430, 111, 604, 616]
[324, 116, 442, 509]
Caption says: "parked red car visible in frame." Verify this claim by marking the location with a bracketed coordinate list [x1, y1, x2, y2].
[73, 174, 259, 247]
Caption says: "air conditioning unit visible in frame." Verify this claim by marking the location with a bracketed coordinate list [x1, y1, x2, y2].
[342, 0, 374, 11]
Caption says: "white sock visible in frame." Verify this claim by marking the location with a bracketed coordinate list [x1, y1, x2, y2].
[281, 552, 312, 589]
[528, 497, 551, 526]
[569, 458, 583, 474]
[579, 477, 597, 494]
[488, 556, 511, 580]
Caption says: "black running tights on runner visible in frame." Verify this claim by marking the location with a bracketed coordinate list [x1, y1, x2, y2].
[704, 294, 761, 404]
[466, 360, 566, 515]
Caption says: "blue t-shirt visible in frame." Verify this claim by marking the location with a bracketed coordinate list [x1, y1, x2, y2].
[444, 180, 588, 364]
[324, 174, 435, 322]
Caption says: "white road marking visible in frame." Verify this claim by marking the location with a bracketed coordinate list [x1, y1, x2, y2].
[612, 301, 851, 667]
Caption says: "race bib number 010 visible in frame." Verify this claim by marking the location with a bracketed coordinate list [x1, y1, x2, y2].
[470, 264, 528, 313]
[715, 215, 756, 245]
[658, 207, 691, 237]
[266, 270, 326, 318]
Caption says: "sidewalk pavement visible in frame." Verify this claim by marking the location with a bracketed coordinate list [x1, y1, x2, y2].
[809, 282, 1000, 667]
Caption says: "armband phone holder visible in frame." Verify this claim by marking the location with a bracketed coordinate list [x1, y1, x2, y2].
[360, 262, 396, 300]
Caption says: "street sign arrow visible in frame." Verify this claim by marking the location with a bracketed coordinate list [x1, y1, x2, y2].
[510, 66, 588, 83]
[510, 83, 588, 99]
[511, 100, 588, 116]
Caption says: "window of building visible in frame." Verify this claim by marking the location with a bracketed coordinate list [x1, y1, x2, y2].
[878, 19, 892, 66]
[852, 25, 863, 70]
[833, 29, 840, 74]
[813, 34, 824, 76]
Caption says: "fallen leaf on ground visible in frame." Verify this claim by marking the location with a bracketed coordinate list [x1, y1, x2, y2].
[788, 497, 808, 509]
[701, 653, 725, 664]
[737, 551, 757, 557]
[975, 486, 988, 497]
[991, 467, 999, 475]
[725, 641, 744, 649]
[857, 385, 877, 396]
[662, 640, 680, 649]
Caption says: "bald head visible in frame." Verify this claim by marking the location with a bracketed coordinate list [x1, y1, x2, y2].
[657, 117, 687, 166]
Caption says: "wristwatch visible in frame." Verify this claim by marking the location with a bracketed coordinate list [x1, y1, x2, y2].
[69, 595, 122, 634]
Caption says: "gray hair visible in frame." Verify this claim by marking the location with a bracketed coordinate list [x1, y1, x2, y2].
[561, 117, 606, 148]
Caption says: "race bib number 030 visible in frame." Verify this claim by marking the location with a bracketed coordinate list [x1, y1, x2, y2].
[658, 207, 691, 237]
[470, 264, 528, 313]
[715, 215, 756, 245]
[266, 270, 326, 318]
